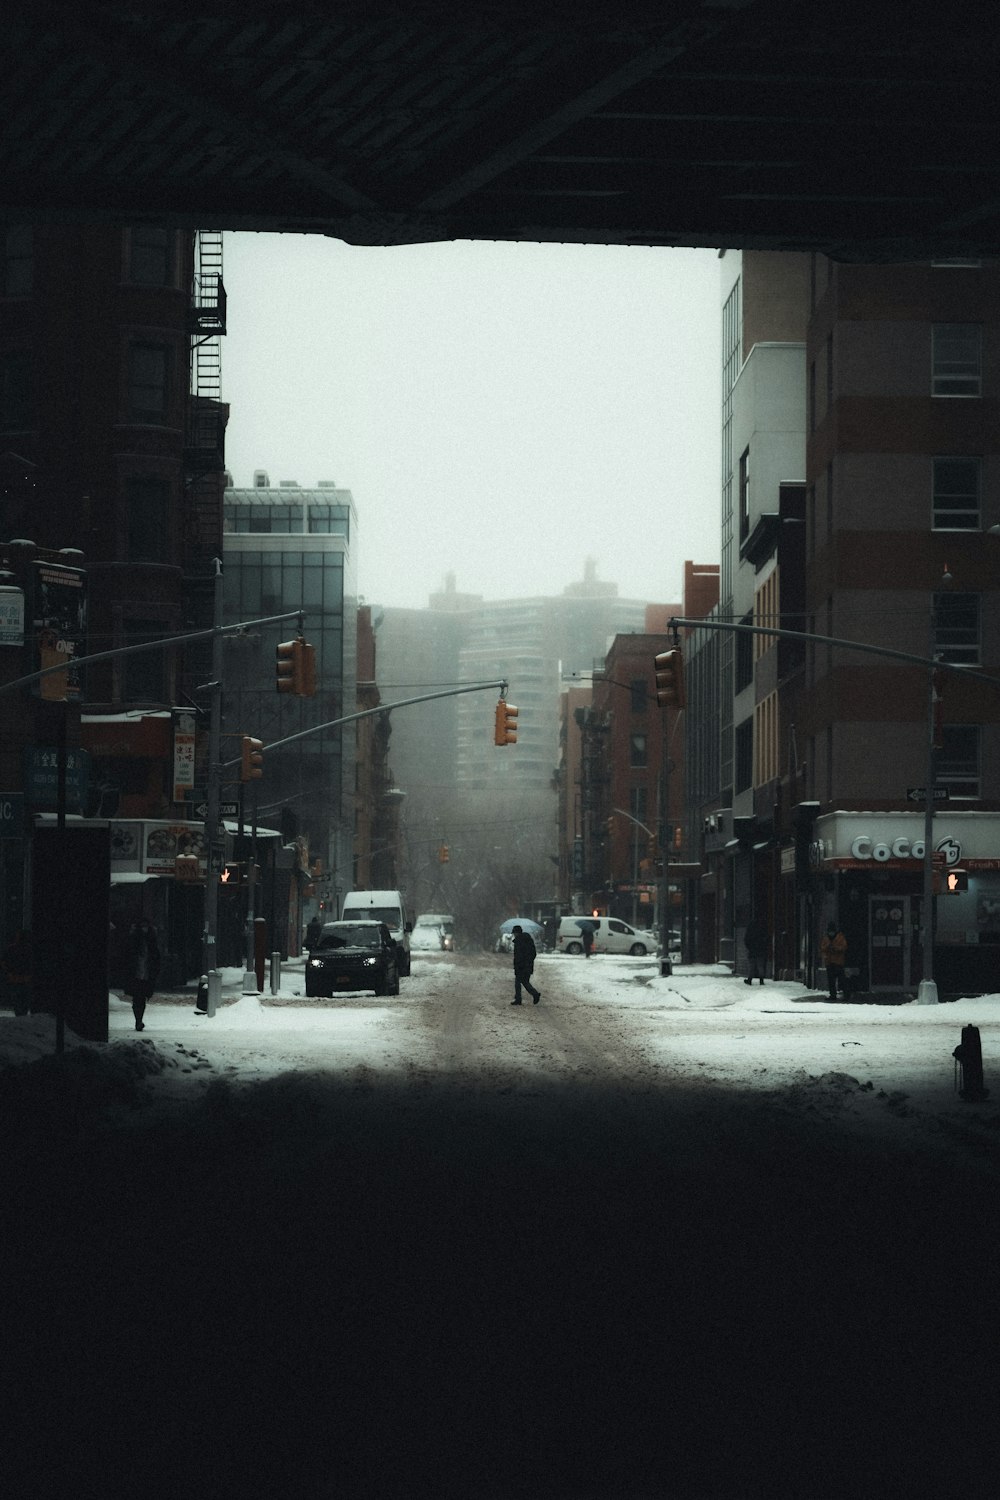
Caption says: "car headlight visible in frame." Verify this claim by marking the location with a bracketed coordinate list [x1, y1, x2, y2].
[363, 956, 378, 967]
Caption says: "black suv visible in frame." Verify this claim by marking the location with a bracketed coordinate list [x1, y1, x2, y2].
[305, 920, 401, 998]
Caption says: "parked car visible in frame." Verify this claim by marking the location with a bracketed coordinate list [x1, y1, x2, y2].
[556, 916, 656, 956]
[410, 923, 445, 953]
[340, 888, 411, 976]
[305, 920, 400, 997]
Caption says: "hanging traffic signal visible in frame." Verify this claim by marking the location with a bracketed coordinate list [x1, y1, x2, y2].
[654, 648, 686, 709]
[240, 735, 264, 781]
[300, 640, 317, 696]
[276, 639, 301, 694]
[438, 844, 450, 863]
[276, 637, 317, 696]
[494, 698, 518, 746]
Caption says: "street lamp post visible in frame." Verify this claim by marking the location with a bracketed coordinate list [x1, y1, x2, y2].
[610, 805, 658, 940]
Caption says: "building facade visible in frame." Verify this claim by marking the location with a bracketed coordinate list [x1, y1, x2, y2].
[691, 251, 1000, 996]
[222, 472, 358, 937]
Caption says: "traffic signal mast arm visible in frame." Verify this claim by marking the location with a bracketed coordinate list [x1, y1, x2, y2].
[665, 616, 1000, 689]
[221, 678, 511, 767]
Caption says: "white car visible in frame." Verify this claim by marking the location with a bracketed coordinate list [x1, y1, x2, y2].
[556, 916, 656, 956]
[410, 924, 445, 953]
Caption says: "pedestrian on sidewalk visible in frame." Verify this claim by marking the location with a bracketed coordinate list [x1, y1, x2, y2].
[126, 917, 160, 1032]
[510, 924, 541, 1006]
[743, 915, 768, 985]
[820, 922, 848, 1000]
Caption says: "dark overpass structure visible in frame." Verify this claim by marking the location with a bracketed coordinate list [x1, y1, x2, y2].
[3, 0, 999, 259]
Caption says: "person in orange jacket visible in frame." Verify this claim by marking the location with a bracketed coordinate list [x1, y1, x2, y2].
[820, 922, 848, 1000]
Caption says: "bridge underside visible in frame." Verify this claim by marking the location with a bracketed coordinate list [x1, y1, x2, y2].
[3, 2, 1000, 261]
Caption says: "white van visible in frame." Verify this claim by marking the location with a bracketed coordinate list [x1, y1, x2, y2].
[556, 916, 656, 956]
[340, 889, 412, 975]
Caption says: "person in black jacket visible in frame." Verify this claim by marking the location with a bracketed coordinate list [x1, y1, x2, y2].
[743, 916, 768, 985]
[126, 918, 160, 1032]
[510, 925, 541, 1006]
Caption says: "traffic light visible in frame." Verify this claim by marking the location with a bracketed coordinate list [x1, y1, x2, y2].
[438, 844, 450, 863]
[240, 735, 264, 781]
[494, 698, 518, 746]
[654, 648, 686, 709]
[946, 869, 969, 892]
[276, 637, 318, 696]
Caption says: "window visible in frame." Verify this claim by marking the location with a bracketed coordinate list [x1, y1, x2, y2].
[735, 613, 753, 691]
[738, 446, 750, 540]
[932, 457, 980, 530]
[629, 786, 648, 826]
[932, 324, 981, 397]
[937, 725, 980, 798]
[125, 476, 170, 561]
[2, 225, 32, 297]
[629, 733, 647, 769]
[0, 347, 32, 431]
[128, 227, 174, 286]
[121, 618, 168, 702]
[934, 591, 980, 665]
[128, 342, 170, 423]
[629, 677, 647, 712]
[734, 717, 753, 793]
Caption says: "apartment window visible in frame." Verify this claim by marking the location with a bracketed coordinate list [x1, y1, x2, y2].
[125, 476, 170, 561]
[630, 677, 647, 713]
[121, 618, 168, 703]
[629, 786, 648, 826]
[128, 227, 174, 286]
[934, 591, 980, 665]
[738, 446, 750, 541]
[734, 717, 753, 793]
[735, 613, 753, 691]
[128, 342, 170, 423]
[629, 733, 647, 769]
[932, 324, 981, 396]
[2, 225, 32, 297]
[0, 347, 32, 431]
[933, 457, 980, 530]
[937, 725, 980, 798]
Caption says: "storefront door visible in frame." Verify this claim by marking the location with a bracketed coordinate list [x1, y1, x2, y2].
[869, 895, 923, 989]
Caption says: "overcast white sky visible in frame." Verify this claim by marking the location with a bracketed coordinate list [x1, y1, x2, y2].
[221, 233, 722, 611]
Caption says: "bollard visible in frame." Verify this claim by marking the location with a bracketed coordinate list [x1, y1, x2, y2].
[270, 951, 281, 995]
[953, 1024, 989, 1102]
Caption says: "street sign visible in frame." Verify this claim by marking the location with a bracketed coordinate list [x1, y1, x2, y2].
[906, 787, 950, 802]
[194, 800, 239, 819]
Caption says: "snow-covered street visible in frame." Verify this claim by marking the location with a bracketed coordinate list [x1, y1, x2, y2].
[3, 952, 999, 1498]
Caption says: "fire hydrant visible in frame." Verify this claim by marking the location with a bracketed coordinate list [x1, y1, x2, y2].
[953, 1025, 989, 1102]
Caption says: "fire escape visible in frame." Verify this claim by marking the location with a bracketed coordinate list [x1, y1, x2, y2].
[182, 230, 228, 698]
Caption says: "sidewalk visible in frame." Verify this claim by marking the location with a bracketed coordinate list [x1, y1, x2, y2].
[149, 958, 308, 1007]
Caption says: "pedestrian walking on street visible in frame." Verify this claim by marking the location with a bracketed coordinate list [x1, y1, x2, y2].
[581, 924, 595, 959]
[126, 918, 160, 1032]
[510, 924, 541, 1006]
[820, 922, 848, 1000]
[743, 916, 768, 985]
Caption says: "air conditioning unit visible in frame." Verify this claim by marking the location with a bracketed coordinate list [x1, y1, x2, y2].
[253, 469, 270, 488]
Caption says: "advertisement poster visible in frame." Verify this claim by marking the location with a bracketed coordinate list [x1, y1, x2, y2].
[31, 561, 87, 701]
[0, 585, 24, 646]
[173, 711, 197, 802]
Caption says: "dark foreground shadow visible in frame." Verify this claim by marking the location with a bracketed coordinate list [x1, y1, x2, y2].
[2, 1066, 999, 1499]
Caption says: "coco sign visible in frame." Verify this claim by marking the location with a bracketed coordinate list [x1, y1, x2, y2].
[850, 834, 961, 866]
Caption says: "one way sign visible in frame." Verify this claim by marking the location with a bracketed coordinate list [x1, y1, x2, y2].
[906, 787, 950, 803]
[194, 800, 239, 819]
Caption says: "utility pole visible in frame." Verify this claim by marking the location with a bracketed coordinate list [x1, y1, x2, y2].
[201, 558, 224, 1015]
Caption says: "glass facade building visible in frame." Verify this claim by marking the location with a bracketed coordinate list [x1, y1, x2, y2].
[222, 477, 358, 898]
